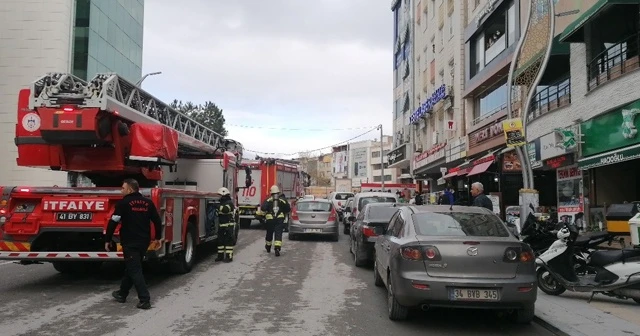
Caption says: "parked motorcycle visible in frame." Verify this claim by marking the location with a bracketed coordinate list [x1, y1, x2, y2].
[536, 223, 640, 304]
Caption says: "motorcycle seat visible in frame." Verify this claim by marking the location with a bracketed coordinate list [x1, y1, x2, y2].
[574, 231, 610, 246]
[589, 248, 640, 267]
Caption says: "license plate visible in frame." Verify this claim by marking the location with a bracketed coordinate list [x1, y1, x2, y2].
[55, 212, 93, 222]
[304, 229, 323, 233]
[450, 288, 500, 301]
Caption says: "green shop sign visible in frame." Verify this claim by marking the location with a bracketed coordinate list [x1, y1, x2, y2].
[580, 99, 640, 157]
[578, 143, 640, 170]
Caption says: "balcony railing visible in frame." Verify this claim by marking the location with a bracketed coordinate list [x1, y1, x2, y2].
[587, 33, 640, 91]
[528, 77, 571, 121]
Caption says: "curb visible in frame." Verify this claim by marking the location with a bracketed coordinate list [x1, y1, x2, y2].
[533, 315, 571, 336]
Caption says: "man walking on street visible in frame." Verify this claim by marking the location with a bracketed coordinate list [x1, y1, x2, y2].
[105, 178, 162, 310]
[260, 185, 291, 257]
[470, 182, 494, 211]
[215, 187, 236, 263]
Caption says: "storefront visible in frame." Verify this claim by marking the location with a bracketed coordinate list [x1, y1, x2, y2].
[556, 164, 583, 224]
[464, 117, 506, 198]
[387, 142, 410, 171]
[578, 99, 640, 207]
[413, 142, 447, 193]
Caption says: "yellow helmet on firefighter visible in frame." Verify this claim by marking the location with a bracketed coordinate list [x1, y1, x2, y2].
[217, 187, 230, 196]
[270, 185, 280, 194]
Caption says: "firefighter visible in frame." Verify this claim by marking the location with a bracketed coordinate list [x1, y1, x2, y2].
[260, 185, 291, 257]
[215, 187, 236, 262]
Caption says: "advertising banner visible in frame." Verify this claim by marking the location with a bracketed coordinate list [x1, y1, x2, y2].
[557, 164, 583, 224]
[351, 148, 368, 178]
[332, 151, 348, 174]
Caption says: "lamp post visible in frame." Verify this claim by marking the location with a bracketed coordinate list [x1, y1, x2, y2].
[506, 0, 556, 222]
[379, 124, 385, 190]
[135, 71, 162, 86]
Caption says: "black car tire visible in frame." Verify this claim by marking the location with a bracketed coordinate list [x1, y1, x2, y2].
[373, 260, 384, 287]
[387, 273, 409, 321]
[512, 303, 535, 324]
[633, 298, 640, 304]
[354, 241, 367, 267]
[331, 232, 339, 242]
[343, 224, 350, 235]
[536, 268, 566, 296]
[288, 233, 297, 241]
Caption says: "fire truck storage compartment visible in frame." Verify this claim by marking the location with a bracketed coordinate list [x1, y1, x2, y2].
[277, 169, 297, 199]
[129, 124, 179, 162]
[163, 158, 235, 194]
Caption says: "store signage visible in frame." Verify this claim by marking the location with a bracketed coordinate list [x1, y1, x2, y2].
[446, 138, 467, 163]
[581, 99, 640, 157]
[543, 154, 574, 170]
[414, 142, 447, 170]
[410, 84, 447, 124]
[578, 144, 640, 170]
[473, 154, 495, 166]
[557, 165, 582, 181]
[528, 141, 542, 169]
[473, 122, 504, 145]
[502, 118, 526, 147]
[475, 0, 500, 27]
[502, 151, 521, 172]
[387, 144, 407, 166]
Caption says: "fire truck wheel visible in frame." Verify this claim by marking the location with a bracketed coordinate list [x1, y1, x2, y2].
[52, 261, 102, 274]
[239, 219, 252, 229]
[232, 222, 240, 245]
[169, 224, 196, 274]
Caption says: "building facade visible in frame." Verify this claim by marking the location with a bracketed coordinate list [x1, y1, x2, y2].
[348, 136, 398, 187]
[0, 0, 144, 186]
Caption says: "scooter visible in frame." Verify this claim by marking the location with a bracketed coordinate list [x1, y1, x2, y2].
[536, 223, 640, 304]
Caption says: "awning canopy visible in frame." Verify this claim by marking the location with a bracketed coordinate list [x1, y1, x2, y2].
[467, 160, 494, 177]
[559, 0, 638, 43]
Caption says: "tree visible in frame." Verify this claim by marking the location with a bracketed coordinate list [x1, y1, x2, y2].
[170, 100, 228, 136]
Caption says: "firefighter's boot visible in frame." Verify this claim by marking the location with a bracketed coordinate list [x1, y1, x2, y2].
[265, 243, 271, 253]
[215, 252, 224, 262]
[274, 248, 281, 257]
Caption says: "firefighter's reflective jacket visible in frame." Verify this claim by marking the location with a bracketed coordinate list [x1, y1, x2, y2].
[260, 196, 291, 220]
[218, 197, 236, 228]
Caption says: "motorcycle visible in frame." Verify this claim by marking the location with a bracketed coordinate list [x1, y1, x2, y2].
[536, 223, 640, 304]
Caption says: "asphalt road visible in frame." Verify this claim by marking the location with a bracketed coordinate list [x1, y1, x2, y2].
[0, 225, 555, 336]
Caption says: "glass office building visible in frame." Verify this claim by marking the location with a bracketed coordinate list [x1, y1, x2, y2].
[72, 0, 144, 83]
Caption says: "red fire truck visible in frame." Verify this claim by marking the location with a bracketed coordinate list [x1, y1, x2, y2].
[236, 158, 303, 228]
[0, 72, 246, 274]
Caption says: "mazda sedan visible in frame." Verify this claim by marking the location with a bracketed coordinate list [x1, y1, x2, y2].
[288, 199, 339, 241]
[374, 205, 537, 323]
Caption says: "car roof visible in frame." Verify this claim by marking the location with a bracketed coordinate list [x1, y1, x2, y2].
[365, 202, 398, 208]
[406, 205, 493, 214]
[298, 198, 331, 203]
[356, 192, 397, 198]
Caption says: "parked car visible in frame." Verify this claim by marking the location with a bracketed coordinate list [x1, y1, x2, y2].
[329, 191, 355, 221]
[374, 205, 537, 323]
[345, 192, 398, 234]
[341, 197, 354, 234]
[288, 199, 339, 241]
[350, 203, 405, 267]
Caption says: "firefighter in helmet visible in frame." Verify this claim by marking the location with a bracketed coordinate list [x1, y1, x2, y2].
[215, 187, 236, 262]
[260, 185, 291, 256]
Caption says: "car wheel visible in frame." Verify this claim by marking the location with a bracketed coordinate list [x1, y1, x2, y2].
[354, 241, 367, 267]
[288, 233, 297, 241]
[349, 235, 353, 254]
[343, 224, 349, 235]
[387, 273, 409, 320]
[373, 260, 384, 287]
[536, 268, 566, 296]
[512, 303, 535, 324]
[633, 298, 640, 304]
[331, 232, 339, 242]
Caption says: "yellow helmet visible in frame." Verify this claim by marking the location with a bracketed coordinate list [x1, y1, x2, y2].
[270, 185, 280, 194]
[217, 187, 230, 196]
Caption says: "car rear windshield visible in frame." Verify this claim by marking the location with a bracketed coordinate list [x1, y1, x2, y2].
[297, 201, 332, 212]
[411, 212, 510, 237]
[358, 197, 396, 211]
[367, 206, 397, 223]
[334, 193, 354, 200]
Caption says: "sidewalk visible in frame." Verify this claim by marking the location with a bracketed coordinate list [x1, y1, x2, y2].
[535, 291, 640, 336]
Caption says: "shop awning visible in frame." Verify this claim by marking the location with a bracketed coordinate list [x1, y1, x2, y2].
[559, 0, 637, 43]
[467, 160, 494, 177]
[442, 171, 457, 179]
[578, 143, 640, 170]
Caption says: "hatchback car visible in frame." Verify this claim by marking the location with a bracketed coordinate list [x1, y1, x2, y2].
[288, 199, 339, 241]
[374, 205, 537, 323]
[345, 192, 398, 235]
[350, 203, 404, 267]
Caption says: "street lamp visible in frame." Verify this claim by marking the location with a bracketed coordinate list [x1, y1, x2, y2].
[135, 71, 162, 86]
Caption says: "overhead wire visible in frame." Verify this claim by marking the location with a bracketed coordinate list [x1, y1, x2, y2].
[226, 124, 377, 131]
[244, 126, 380, 157]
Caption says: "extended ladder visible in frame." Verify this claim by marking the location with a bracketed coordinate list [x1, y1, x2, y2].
[28, 72, 241, 158]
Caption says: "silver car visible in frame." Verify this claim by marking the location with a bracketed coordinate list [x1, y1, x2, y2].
[374, 205, 537, 323]
[288, 199, 339, 241]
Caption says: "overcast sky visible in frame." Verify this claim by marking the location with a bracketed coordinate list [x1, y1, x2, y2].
[141, 0, 393, 159]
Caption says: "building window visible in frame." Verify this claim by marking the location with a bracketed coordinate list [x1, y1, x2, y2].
[448, 14, 454, 39]
[373, 175, 393, 182]
[473, 33, 485, 76]
[430, 59, 436, 83]
[475, 83, 508, 119]
[484, 11, 507, 63]
[508, 2, 517, 46]
[372, 151, 381, 158]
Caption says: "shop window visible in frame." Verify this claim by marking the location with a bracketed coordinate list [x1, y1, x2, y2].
[484, 11, 507, 64]
[557, 179, 581, 208]
[474, 82, 508, 120]
[472, 33, 485, 76]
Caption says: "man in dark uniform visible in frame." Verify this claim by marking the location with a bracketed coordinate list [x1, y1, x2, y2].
[260, 185, 290, 257]
[105, 178, 162, 310]
[215, 187, 236, 262]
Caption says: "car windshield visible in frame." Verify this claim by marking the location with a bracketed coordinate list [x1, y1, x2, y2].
[297, 201, 332, 212]
[358, 196, 396, 211]
[412, 212, 510, 237]
[334, 193, 354, 200]
[367, 206, 397, 223]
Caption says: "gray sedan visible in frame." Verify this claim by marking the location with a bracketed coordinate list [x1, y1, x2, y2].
[288, 199, 339, 241]
[374, 205, 537, 323]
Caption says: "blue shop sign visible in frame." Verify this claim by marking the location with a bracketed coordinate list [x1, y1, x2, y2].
[410, 84, 447, 124]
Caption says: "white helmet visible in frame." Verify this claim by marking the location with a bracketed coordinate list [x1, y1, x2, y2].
[270, 185, 280, 194]
[218, 187, 230, 196]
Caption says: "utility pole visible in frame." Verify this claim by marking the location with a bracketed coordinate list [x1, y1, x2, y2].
[379, 124, 385, 190]
[135, 71, 162, 86]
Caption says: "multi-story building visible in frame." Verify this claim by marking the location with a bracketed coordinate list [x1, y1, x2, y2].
[317, 154, 333, 186]
[348, 136, 398, 187]
[0, 0, 144, 186]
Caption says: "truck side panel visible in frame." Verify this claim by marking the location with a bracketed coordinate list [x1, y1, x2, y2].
[171, 198, 184, 251]
[277, 169, 296, 199]
[238, 170, 262, 206]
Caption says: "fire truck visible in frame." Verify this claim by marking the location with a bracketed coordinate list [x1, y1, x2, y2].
[236, 158, 303, 228]
[0, 72, 247, 274]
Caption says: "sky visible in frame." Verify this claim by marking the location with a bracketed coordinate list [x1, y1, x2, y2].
[141, 0, 393, 159]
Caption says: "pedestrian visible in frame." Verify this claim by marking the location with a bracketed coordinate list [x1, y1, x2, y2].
[414, 191, 424, 205]
[105, 178, 162, 310]
[437, 187, 454, 205]
[470, 182, 493, 211]
[260, 185, 291, 257]
[215, 187, 236, 263]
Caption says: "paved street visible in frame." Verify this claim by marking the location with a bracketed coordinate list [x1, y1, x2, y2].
[0, 227, 553, 336]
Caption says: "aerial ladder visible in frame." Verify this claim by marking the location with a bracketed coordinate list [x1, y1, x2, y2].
[16, 72, 243, 187]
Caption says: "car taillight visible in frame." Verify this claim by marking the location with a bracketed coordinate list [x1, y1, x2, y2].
[291, 208, 298, 220]
[362, 225, 376, 237]
[504, 247, 534, 263]
[400, 245, 441, 261]
[328, 209, 337, 221]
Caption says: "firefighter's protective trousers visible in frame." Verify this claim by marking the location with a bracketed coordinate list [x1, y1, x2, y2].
[265, 218, 285, 251]
[217, 202, 235, 258]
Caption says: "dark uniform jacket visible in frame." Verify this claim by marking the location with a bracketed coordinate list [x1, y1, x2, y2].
[217, 197, 236, 227]
[260, 195, 291, 220]
[105, 192, 162, 248]
[473, 193, 494, 212]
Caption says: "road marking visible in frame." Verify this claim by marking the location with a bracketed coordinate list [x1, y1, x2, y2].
[0, 261, 15, 266]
